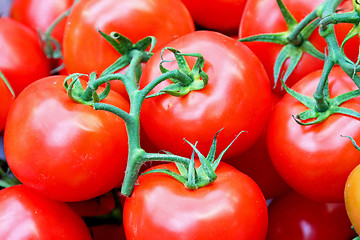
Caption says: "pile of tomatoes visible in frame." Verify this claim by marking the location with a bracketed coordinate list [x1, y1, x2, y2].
[1, 0, 360, 239]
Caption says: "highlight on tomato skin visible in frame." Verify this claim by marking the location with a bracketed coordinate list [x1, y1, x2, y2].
[267, 67, 360, 203]
[63, 0, 195, 76]
[0, 184, 92, 240]
[0, 17, 51, 96]
[345, 163, 360, 236]
[123, 161, 268, 240]
[139, 30, 272, 161]
[4, 75, 130, 202]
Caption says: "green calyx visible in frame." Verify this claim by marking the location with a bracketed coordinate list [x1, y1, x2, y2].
[99, 30, 156, 77]
[281, 76, 360, 125]
[239, 0, 324, 88]
[0, 71, 15, 98]
[142, 130, 244, 190]
[146, 47, 209, 98]
[63, 73, 111, 106]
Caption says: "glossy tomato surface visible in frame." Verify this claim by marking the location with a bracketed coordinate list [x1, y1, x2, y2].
[345, 163, 360, 236]
[123, 162, 268, 240]
[0, 17, 50, 96]
[225, 93, 289, 199]
[0, 185, 92, 239]
[140, 30, 272, 160]
[63, 0, 195, 75]
[4, 75, 129, 202]
[10, 0, 74, 43]
[239, 0, 358, 94]
[266, 191, 356, 240]
[0, 78, 13, 132]
[267, 67, 360, 202]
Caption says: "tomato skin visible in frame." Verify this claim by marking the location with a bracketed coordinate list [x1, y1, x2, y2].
[239, 0, 357, 95]
[140, 31, 272, 160]
[181, 0, 247, 34]
[4, 75, 129, 202]
[266, 191, 356, 240]
[345, 164, 360, 236]
[0, 185, 92, 239]
[0, 80, 13, 132]
[63, 0, 194, 75]
[10, 0, 73, 43]
[267, 67, 360, 202]
[0, 17, 50, 96]
[225, 93, 290, 199]
[123, 161, 268, 240]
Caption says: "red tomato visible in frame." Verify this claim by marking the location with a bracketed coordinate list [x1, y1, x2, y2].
[10, 0, 74, 43]
[266, 191, 356, 240]
[239, 0, 358, 94]
[0, 79, 13, 132]
[0, 17, 50, 96]
[0, 185, 92, 239]
[123, 161, 268, 240]
[63, 0, 195, 76]
[267, 67, 360, 202]
[181, 0, 247, 34]
[140, 30, 271, 160]
[345, 163, 360, 236]
[4, 75, 129, 202]
[225, 93, 290, 199]
[91, 224, 127, 240]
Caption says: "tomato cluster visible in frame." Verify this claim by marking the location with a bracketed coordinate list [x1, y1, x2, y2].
[1, 0, 360, 239]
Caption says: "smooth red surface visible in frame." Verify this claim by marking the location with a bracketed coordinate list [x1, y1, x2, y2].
[267, 67, 360, 202]
[0, 17, 50, 96]
[10, 0, 73, 43]
[4, 75, 129, 202]
[0, 185, 92, 239]
[266, 191, 356, 240]
[123, 162, 268, 240]
[140, 30, 272, 160]
[0, 79, 13, 131]
[63, 0, 195, 75]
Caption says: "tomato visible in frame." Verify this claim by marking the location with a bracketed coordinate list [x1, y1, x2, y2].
[345, 163, 360, 236]
[68, 191, 127, 240]
[266, 190, 356, 240]
[4, 75, 129, 202]
[267, 67, 360, 202]
[9, 0, 74, 44]
[225, 93, 290, 199]
[0, 184, 92, 239]
[180, 0, 247, 34]
[0, 78, 13, 132]
[239, 0, 358, 94]
[63, 0, 195, 76]
[140, 30, 271, 160]
[0, 17, 50, 96]
[123, 161, 268, 240]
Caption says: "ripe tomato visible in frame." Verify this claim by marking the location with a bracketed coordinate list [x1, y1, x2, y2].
[345, 163, 360, 236]
[123, 161, 268, 240]
[140, 30, 272, 159]
[180, 0, 247, 34]
[239, 0, 358, 94]
[4, 75, 129, 202]
[225, 93, 290, 199]
[0, 185, 92, 239]
[9, 0, 74, 43]
[0, 17, 50, 96]
[63, 0, 195, 75]
[0, 78, 13, 132]
[266, 191, 356, 240]
[267, 67, 360, 202]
